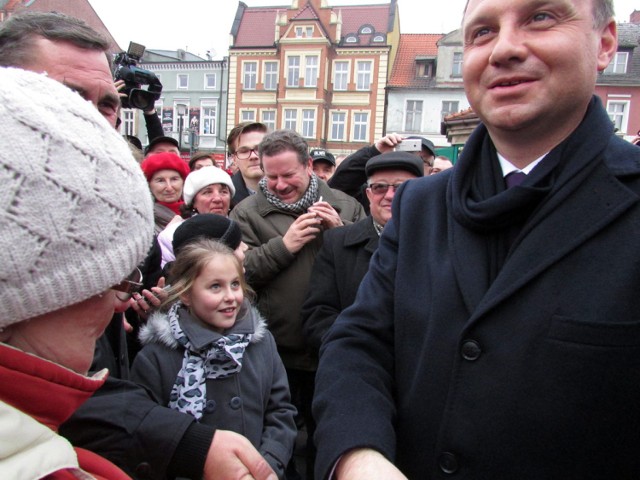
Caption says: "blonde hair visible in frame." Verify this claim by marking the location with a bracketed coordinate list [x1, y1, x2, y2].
[162, 239, 254, 309]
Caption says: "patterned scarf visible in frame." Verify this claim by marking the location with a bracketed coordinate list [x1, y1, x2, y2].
[167, 302, 251, 420]
[259, 173, 320, 214]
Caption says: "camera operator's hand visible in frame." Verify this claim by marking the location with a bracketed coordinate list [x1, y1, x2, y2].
[114, 79, 127, 100]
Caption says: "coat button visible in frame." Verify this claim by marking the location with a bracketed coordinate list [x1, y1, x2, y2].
[438, 452, 459, 474]
[135, 462, 152, 479]
[203, 399, 217, 413]
[229, 396, 243, 409]
[461, 339, 482, 361]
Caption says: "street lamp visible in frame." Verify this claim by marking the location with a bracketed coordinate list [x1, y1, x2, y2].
[176, 104, 187, 151]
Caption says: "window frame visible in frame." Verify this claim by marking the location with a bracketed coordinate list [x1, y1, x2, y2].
[333, 60, 349, 91]
[264, 61, 278, 90]
[177, 73, 189, 89]
[200, 100, 217, 136]
[243, 61, 258, 90]
[404, 100, 423, 132]
[204, 73, 216, 89]
[352, 111, 369, 142]
[356, 60, 373, 91]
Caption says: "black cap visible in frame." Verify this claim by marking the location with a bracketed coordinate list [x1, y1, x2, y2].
[144, 136, 180, 155]
[406, 136, 436, 157]
[173, 214, 243, 257]
[309, 148, 336, 166]
[365, 151, 424, 178]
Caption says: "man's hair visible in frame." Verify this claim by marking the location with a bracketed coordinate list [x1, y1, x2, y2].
[462, 0, 614, 29]
[226, 121, 268, 155]
[0, 12, 110, 68]
[188, 152, 214, 171]
[258, 129, 309, 167]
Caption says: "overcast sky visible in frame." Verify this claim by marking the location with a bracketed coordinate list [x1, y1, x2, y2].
[88, 0, 639, 59]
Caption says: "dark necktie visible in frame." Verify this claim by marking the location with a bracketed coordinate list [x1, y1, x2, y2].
[505, 171, 527, 189]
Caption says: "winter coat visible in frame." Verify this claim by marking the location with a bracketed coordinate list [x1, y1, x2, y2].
[230, 180, 366, 371]
[314, 99, 640, 479]
[131, 302, 297, 479]
[0, 343, 129, 480]
[301, 216, 379, 352]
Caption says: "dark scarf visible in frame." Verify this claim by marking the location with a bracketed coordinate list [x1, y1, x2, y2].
[448, 96, 614, 279]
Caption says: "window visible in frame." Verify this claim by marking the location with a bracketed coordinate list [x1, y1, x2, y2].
[346, 36, 358, 43]
[334, 61, 349, 90]
[241, 110, 255, 121]
[356, 61, 372, 90]
[264, 61, 278, 90]
[330, 111, 346, 141]
[305, 56, 318, 87]
[452, 52, 463, 77]
[604, 52, 629, 74]
[201, 102, 216, 136]
[405, 100, 423, 132]
[243, 62, 257, 89]
[353, 112, 368, 141]
[373, 34, 385, 42]
[204, 73, 216, 89]
[287, 56, 300, 87]
[441, 100, 459, 119]
[607, 100, 629, 132]
[173, 102, 189, 132]
[302, 109, 316, 138]
[416, 60, 434, 78]
[284, 109, 297, 130]
[295, 26, 313, 38]
[261, 110, 276, 131]
[120, 108, 135, 136]
[359, 26, 373, 34]
[177, 74, 189, 89]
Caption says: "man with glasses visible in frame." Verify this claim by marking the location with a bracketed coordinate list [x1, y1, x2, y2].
[302, 152, 423, 352]
[227, 121, 268, 208]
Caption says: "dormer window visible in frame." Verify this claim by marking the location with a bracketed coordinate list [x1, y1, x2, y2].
[416, 60, 435, 78]
[373, 34, 385, 42]
[604, 51, 629, 74]
[359, 25, 373, 34]
[345, 35, 358, 43]
[295, 26, 314, 38]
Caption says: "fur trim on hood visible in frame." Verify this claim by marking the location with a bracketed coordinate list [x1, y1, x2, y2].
[139, 300, 268, 349]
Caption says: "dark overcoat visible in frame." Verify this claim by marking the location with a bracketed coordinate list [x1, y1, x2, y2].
[301, 216, 379, 351]
[314, 122, 640, 479]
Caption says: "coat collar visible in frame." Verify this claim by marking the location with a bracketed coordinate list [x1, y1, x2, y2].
[254, 180, 344, 218]
[342, 216, 379, 254]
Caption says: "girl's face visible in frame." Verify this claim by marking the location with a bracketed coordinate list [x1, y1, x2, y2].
[180, 255, 244, 333]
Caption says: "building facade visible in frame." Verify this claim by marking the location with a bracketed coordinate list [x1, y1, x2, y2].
[227, 0, 400, 157]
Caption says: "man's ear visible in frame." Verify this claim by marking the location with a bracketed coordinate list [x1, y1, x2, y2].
[596, 19, 618, 72]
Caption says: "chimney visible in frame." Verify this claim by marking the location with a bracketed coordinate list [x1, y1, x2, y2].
[631, 10, 640, 25]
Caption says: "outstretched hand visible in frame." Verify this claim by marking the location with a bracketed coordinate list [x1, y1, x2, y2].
[203, 430, 277, 480]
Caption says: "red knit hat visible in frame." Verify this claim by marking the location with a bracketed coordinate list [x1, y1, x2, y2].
[140, 152, 190, 182]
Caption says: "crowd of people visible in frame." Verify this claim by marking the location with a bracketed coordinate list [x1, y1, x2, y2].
[2, 0, 640, 479]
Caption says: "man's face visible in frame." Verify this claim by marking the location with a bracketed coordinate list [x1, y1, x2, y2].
[22, 38, 120, 128]
[365, 168, 416, 226]
[462, 0, 616, 140]
[312, 160, 335, 181]
[417, 148, 435, 175]
[147, 142, 180, 156]
[234, 130, 265, 181]
[192, 158, 214, 170]
[263, 150, 312, 204]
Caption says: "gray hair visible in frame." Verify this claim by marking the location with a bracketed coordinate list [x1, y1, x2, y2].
[258, 129, 310, 168]
[0, 12, 111, 68]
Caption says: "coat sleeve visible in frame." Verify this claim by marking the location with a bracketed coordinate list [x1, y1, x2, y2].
[312, 193, 403, 479]
[230, 206, 297, 289]
[258, 332, 298, 478]
[60, 375, 215, 480]
[301, 230, 342, 353]
[144, 110, 164, 141]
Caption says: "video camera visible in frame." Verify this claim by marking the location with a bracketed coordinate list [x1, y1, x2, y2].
[112, 42, 162, 111]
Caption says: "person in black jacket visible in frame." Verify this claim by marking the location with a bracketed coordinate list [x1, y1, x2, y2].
[301, 152, 423, 352]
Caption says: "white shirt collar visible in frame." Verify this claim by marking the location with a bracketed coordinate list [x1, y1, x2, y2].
[497, 152, 547, 177]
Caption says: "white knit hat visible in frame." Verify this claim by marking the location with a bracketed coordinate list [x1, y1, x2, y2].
[0, 68, 154, 328]
[183, 166, 236, 206]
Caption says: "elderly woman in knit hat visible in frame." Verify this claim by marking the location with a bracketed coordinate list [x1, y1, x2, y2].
[157, 166, 236, 267]
[140, 152, 191, 233]
[0, 68, 153, 478]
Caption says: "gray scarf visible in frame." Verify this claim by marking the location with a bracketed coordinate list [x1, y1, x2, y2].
[167, 302, 251, 420]
[259, 173, 320, 214]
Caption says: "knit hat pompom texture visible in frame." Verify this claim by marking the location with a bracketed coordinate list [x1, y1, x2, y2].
[0, 68, 154, 327]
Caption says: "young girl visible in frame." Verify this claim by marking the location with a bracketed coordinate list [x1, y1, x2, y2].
[131, 239, 297, 479]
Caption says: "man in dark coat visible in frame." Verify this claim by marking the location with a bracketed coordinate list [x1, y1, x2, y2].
[313, 1, 640, 479]
[301, 151, 423, 352]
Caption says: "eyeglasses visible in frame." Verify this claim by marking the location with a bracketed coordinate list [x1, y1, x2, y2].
[234, 147, 259, 160]
[367, 182, 404, 196]
[112, 268, 143, 301]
